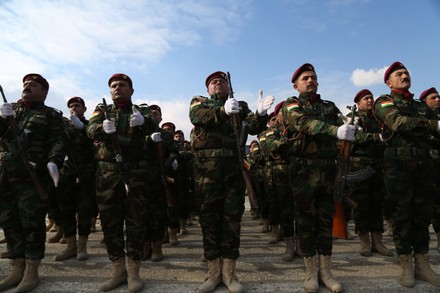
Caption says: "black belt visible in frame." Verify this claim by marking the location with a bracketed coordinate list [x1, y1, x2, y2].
[384, 147, 429, 157]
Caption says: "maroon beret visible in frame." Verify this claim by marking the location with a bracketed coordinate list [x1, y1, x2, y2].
[161, 122, 176, 131]
[384, 61, 406, 83]
[291, 63, 315, 83]
[354, 89, 373, 103]
[108, 73, 133, 88]
[149, 104, 161, 114]
[67, 96, 85, 107]
[175, 130, 184, 135]
[274, 101, 285, 115]
[205, 71, 227, 88]
[23, 73, 49, 90]
[419, 87, 438, 100]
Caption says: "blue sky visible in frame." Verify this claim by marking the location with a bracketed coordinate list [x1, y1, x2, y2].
[0, 0, 439, 141]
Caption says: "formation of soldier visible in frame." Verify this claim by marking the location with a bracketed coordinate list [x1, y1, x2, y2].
[0, 63, 439, 293]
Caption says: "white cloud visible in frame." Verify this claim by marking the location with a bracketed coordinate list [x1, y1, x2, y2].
[350, 66, 387, 86]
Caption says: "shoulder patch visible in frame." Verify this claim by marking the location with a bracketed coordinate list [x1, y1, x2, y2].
[190, 97, 206, 109]
[286, 102, 300, 111]
[380, 101, 394, 108]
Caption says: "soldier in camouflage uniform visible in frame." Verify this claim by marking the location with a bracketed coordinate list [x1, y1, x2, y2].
[246, 140, 265, 221]
[349, 89, 392, 257]
[54, 97, 96, 262]
[0, 74, 65, 292]
[86, 73, 157, 292]
[373, 62, 440, 288]
[419, 87, 440, 252]
[284, 63, 357, 293]
[256, 130, 272, 233]
[190, 71, 274, 293]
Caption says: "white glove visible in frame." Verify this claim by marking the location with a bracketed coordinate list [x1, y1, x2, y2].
[224, 98, 239, 116]
[337, 124, 357, 141]
[437, 121, 440, 133]
[171, 159, 178, 170]
[257, 89, 275, 116]
[338, 113, 363, 132]
[151, 132, 162, 142]
[0, 103, 13, 119]
[130, 106, 145, 127]
[103, 118, 116, 134]
[70, 114, 84, 129]
[47, 162, 59, 187]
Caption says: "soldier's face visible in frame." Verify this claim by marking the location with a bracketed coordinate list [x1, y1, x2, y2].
[386, 68, 411, 91]
[207, 78, 229, 98]
[150, 110, 162, 124]
[174, 133, 184, 142]
[110, 80, 134, 103]
[357, 95, 374, 111]
[294, 71, 318, 95]
[425, 92, 440, 110]
[69, 102, 86, 117]
[268, 116, 278, 127]
[21, 81, 47, 102]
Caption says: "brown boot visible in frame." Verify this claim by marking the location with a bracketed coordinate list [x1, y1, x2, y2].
[371, 232, 393, 256]
[142, 242, 151, 260]
[169, 228, 179, 245]
[398, 254, 415, 288]
[179, 218, 188, 235]
[49, 223, 58, 232]
[414, 253, 440, 287]
[199, 258, 222, 293]
[358, 232, 371, 257]
[54, 236, 77, 261]
[151, 241, 163, 262]
[77, 235, 89, 261]
[282, 237, 294, 262]
[99, 257, 127, 291]
[268, 224, 280, 244]
[15, 259, 40, 292]
[47, 226, 64, 243]
[0, 258, 25, 291]
[383, 219, 393, 236]
[222, 258, 244, 293]
[260, 218, 270, 233]
[318, 255, 342, 293]
[303, 256, 318, 293]
[46, 218, 55, 232]
[127, 258, 143, 292]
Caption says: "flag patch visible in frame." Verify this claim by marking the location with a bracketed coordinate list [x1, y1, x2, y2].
[286, 103, 300, 111]
[190, 101, 202, 109]
[90, 111, 100, 119]
[380, 101, 394, 108]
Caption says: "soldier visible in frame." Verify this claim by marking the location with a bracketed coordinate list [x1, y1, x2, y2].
[190, 71, 274, 293]
[349, 89, 392, 257]
[54, 97, 96, 261]
[246, 140, 265, 222]
[0, 73, 65, 292]
[419, 87, 440, 252]
[373, 62, 440, 288]
[86, 73, 157, 292]
[256, 130, 271, 233]
[284, 63, 356, 293]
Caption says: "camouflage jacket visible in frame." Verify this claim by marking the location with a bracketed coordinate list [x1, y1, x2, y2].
[86, 102, 157, 162]
[63, 117, 95, 165]
[428, 109, 440, 160]
[373, 91, 438, 148]
[349, 109, 384, 159]
[262, 125, 289, 163]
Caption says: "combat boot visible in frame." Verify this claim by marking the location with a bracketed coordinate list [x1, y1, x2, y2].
[99, 257, 127, 291]
[358, 232, 371, 257]
[414, 253, 440, 287]
[222, 258, 244, 293]
[318, 255, 342, 293]
[46, 218, 55, 232]
[398, 254, 415, 288]
[260, 218, 270, 233]
[77, 235, 89, 261]
[151, 241, 164, 262]
[15, 259, 40, 292]
[303, 256, 318, 293]
[371, 232, 393, 256]
[282, 236, 294, 262]
[199, 258, 221, 293]
[47, 226, 64, 243]
[179, 218, 188, 235]
[54, 236, 77, 261]
[383, 219, 393, 236]
[169, 228, 179, 245]
[127, 258, 143, 292]
[0, 258, 25, 291]
[268, 224, 280, 244]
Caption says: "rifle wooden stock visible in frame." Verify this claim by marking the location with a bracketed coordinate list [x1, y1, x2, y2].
[0, 85, 47, 200]
[155, 141, 175, 207]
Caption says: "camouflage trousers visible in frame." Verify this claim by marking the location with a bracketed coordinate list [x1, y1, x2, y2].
[96, 161, 148, 261]
[383, 155, 435, 255]
[145, 167, 168, 243]
[289, 158, 336, 257]
[194, 156, 245, 260]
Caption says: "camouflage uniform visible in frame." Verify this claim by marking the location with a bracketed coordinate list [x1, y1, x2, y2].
[189, 94, 267, 260]
[246, 141, 265, 217]
[86, 102, 156, 260]
[428, 108, 440, 234]
[373, 91, 437, 255]
[284, 93, 343, 257]
[0, 99, 65, 259]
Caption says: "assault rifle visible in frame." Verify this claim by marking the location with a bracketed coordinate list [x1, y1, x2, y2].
[64, 143, 91, 208]
[226, 72, 258, 209]
[0, 85, 48, 200]
[155, 138, 176, 207]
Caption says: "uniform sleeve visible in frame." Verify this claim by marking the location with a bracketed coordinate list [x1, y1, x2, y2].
[47, 110, 67, 167]
[189, 96, 228, 127]
[86, 104, 107, 141]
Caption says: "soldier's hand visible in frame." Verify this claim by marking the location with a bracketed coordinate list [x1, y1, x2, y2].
[151, 132, 162, 142]
[0, 103, 13, 118]
[47, 162, 59, 187]
[70, 113, 85, 129]
[103, 118, 116, 134]
[338, 113, 363, 132]
[257, 90, 275, 116]
[224, 98, 239, 115]
[337, 124, 356, 141]
[130, 106, 145, 127]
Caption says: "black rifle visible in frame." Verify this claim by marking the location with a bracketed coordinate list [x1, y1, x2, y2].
[226, 72, 258, 209]
[64, 143, 91, 208]
[102, 98, 139, 224]
[155, 138, 175, 207]
[0, 85, 48, 200]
